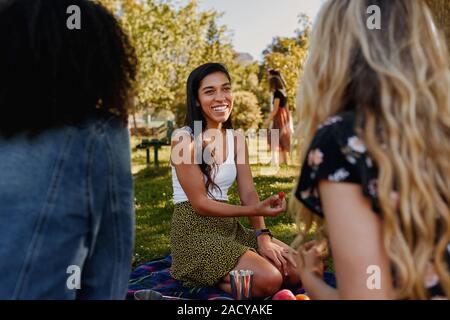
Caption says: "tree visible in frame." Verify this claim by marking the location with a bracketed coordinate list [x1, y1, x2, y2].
[426, 0, 450, 52]
[97, 0, 236, 116]
[231, 91, 262, 131]
[203, 19, 234, 64]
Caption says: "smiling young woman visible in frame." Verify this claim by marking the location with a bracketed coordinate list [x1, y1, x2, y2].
[169, 63, 301, 298]
[197, 72, 233, 131]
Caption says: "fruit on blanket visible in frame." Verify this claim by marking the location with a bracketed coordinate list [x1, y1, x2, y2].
[272, 289, 296, 300]
[295, 294, 310, 300]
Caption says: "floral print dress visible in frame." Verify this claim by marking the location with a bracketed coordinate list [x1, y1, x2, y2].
[294, 111, 450, 299]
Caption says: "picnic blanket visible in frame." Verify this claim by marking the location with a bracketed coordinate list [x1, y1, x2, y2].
[127, 255, 336, 300]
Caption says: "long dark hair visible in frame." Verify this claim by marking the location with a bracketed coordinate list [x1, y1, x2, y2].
[269, 75, 286, 92]
[185, 63, 232, 197]
[268, 69, 287, 88]
[0, 0, 137, 138]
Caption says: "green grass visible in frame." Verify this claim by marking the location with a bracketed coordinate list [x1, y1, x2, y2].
[131, 139, 303, 267]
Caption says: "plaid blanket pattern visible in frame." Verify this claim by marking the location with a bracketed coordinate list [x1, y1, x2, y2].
[128, 255, 336, 300]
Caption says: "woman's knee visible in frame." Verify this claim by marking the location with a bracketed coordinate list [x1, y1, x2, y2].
[233, 250, 283, 297]
[253, 266, 283, 297]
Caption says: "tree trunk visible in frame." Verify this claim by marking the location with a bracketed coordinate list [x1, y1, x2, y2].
[132, 109, 137, 131]
[426, 0, 450, 53]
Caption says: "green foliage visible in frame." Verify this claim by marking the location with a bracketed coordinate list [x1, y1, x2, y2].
[230, 61, 263, 99]
[231, 91, 262, 131]
[98, 0, 236, 113]
[203, 18, 235, 64]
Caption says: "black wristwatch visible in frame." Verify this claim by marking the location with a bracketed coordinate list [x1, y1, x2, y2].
[255, 228, 273, 239]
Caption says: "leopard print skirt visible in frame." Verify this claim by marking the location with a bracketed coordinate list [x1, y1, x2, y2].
[170, 201, 258, 287]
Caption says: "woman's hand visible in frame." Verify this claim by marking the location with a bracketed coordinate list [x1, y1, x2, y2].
[254, 195, 286, 217]
[295, 240, 326, 278]
[257, 237, 297, 276]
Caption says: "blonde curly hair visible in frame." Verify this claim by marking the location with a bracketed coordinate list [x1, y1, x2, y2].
[291, 0, 450, 299]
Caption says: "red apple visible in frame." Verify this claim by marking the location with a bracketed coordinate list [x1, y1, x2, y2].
[272, 289, 296, 300]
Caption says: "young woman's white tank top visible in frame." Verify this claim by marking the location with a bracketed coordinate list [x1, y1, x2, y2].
[171, 127, 237, 204]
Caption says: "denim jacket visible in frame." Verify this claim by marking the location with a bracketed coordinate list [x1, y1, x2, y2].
[0, 116, 135, 299]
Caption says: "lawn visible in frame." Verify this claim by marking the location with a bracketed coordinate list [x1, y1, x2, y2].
[131, 138, 303, 267]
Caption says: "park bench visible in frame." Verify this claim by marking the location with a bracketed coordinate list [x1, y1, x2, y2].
[136, 120, 174, 168]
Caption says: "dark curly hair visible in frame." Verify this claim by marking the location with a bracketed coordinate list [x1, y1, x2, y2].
[0, 0, 137, 137]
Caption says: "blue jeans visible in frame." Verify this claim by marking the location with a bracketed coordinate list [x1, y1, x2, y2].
[0, 116, 135, 299]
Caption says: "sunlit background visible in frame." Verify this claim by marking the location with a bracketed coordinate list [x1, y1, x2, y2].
[189, 0, 325, 61]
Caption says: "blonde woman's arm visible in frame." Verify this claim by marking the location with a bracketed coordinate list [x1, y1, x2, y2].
[318, 180, 394, 300]
[297, 181, 394, 299]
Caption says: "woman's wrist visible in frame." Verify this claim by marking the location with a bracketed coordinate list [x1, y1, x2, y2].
[247, 203, 260, 216]
[249, 202, 265, 217]
[255, 228, 273, 238]
[256, 233, 272, 246]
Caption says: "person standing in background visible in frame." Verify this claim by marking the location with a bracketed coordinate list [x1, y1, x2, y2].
[265, 70, 292, 165]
